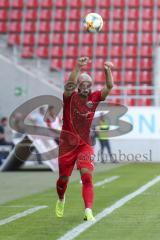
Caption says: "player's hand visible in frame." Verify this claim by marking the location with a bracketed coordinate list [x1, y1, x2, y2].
[104, 61, 114, 70]
[77, 57, 90, 67]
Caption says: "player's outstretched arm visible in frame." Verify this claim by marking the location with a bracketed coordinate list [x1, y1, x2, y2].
[101, 61, 114, 100]
[64, 57, 90, 97]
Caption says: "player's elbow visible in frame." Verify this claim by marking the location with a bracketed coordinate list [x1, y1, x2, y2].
[109, 85, 113, 90]
[108, 83, 113, 90]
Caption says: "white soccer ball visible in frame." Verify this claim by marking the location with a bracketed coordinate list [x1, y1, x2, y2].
[83, 13, 103, 33]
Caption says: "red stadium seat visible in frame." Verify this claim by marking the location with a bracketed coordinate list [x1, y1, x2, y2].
[126, 84, 136, 95]
[101, 21, 110, 32]
[40, 0, 53, 8]
[55, 0, 67, 7]
[96, 33, 108, 45]
[21, 46, 34, 58]
[39, 21, 50, 33]
[40, 9, 52, 21]
[26, 0, 38, 8]
[141, 33, 153, 45]
[113, 8, 125, 20]
[111, 33, 123, 45]
[81, 33, 93, 45]
[142, 8, 153, 19]
[51, 46, 63, 58]
[10, 0, 23, 8]
[112, 70, 122, 83]
[141, 20, 153, 32]
[38, 34, 50, 45]
[68, 9, 81, 20]
[126, 21, 139, 32]
[0, 22, 7, 33]
[0, 0, 10, 8]
[9, 10, 22, 20]
[112, 58, 123, 69]
[36, 46, 49, 58]
[22, 34, 35, 46]
[125, 33, 138, 45]
[8, 22, 21, 33]
[83, 8, 96, 17]
[67, 33, 79, 45]
[51, 33, 64, 45]
[68, 21, 80, 32]
[65, 46, 78, 57]
[128, 0, 140, 7]
[139, 71, 152, 83]
[54, 9, 66, 20]
[64, 59, 76, 70]
[113, 0, 125, 7]
[124, 58, 137, 69]
[110, 98, 122, 105]
[83, 0, 96, 8]
[142, 0, 154, 7]
[110, 88, 121, 95]
[139, 85, 152, 95]
[140, 46, 152, 57]
[50, 59, 63, 70]
[95, 46, 107, 57]
[127, 8, 139, 20]
[98, 0, 111, 8]
[126, 98, 136, 106]
[94, 71, 105, 84]
[136, 99, 152, 106]
[82, 63, 92, 71]
[53, 21, 65, 32]
[125, 46, 137, 57]
[24, 21, 37, 33]
[0, 10, 8, 21]
[125, 71, 137, 83]
[95, 59, 104, 69]
[140, 58, 152, 70]
[25, 9, 37, 21]
[145, 99, 152, 106]
[98, 9, 110, 20]
[8, 34, 20, 45]
[110, 46, 123, 57]
[112, 21, 124, 32]
[125, 88, 136, 98]
[79, 46, 92, 57]
[70, 0, 82, 8]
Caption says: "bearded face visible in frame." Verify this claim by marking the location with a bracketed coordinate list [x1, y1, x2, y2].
[78, 81, 92, 97]
[77, 73, 92, 97]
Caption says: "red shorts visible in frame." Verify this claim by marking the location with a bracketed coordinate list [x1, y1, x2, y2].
[58, 144, 95, 177]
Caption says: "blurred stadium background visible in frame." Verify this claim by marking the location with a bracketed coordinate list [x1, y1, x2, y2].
[0, 0, 160, 169]
[0, 1, 160, 239]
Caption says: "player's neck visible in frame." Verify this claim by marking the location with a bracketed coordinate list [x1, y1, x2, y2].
[78, 93, 88, 99]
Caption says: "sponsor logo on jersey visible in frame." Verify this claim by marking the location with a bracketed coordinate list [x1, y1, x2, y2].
[86, 101, 94, 108]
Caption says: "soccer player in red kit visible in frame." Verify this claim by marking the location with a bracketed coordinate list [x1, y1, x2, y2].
[55, 57, 114, 221]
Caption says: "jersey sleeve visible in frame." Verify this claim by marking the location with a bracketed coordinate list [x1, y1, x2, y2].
[92, 90, 104, 102]
[63, 91, 76, 102]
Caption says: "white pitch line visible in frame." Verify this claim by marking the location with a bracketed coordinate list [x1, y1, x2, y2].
[0, 206, 48, 226]
[0, 205, 41, 208]
[94, 176, 119, 187]
[57, 175, 160, 240]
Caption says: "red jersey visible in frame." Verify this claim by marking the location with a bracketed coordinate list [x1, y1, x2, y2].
[60, 90, 103, 146]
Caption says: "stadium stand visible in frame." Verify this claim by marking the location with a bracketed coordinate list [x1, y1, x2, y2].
[0, 0, 158, 106]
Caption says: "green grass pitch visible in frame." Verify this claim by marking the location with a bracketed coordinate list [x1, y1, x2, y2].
[0, 163, 160, 240]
